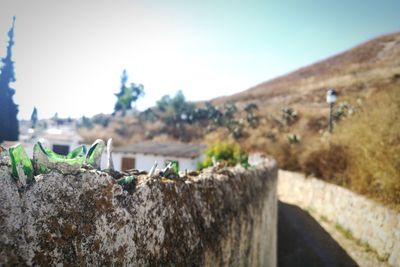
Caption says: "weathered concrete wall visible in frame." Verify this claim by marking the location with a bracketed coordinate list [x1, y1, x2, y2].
[278, 170, 400, 267]
[0, 159, 277, 266]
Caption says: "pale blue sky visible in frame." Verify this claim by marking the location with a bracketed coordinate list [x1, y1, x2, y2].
[0, 0, 399, 119]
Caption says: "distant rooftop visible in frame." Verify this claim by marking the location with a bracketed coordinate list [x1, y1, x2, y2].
[42, 127, 82, 142]
[1, 141, 21, 148]
[114, 142, 206, 158]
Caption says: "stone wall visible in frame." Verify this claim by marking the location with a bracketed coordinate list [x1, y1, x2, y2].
[0, 160, 277, 266]
[278, 170, 400, 267]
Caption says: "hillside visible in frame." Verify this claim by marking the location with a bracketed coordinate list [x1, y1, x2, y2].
[213, 32, 400, 107]
[78, 32, 400, 207]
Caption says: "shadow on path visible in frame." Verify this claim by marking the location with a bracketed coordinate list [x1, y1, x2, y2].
[278, 201, 358, 267]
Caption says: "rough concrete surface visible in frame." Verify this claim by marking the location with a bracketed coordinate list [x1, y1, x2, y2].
[0, 159, 277, 266]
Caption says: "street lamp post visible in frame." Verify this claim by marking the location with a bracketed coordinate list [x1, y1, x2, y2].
[326, 89, 337, 133]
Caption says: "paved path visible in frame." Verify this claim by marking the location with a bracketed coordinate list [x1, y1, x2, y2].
[278, 201, 390, 267]
[316, 217, 390, 267]
[278, 201, 391, 267]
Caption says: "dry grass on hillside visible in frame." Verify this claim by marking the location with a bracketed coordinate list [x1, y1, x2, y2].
[286, 84, 400, 208]
[210, 80, 400, 208]
[334, 84, 400, 206]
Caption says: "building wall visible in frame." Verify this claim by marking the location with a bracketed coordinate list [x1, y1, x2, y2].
[47, 140, 77, 154]
[110, 152, 202, 172]
[278, 170, 400, 267]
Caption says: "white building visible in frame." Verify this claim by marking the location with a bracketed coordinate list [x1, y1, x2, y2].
[109, 142, 206, 172]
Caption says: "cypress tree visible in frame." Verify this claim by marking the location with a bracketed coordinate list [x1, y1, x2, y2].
[0, 16, 19, 142]
[30, 107, 38, 128]
[113, 69, 128, 114]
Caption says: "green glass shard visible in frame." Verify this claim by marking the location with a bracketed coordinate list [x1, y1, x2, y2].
[33, 142, 85, 174]
[160, 161, 179, 178]
[9, 144, 34, 185]
[117, 175, 136, 192]
[117, 175, 135, 185]
[40, 145, 86, 160]
[170, 160, 179, 174]
[44, 147, 66, 159]
[67, 145, 87, 159]
[85, 139, 105, 169]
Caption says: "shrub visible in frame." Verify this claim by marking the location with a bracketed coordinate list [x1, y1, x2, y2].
[197, 141, 249, 170]
[301, 144, 349, 185]
[306, 116, 327, 132]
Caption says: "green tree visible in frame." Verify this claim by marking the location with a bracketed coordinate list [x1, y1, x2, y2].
[114, 70, 144, 115]
[156, 91, 195, 120]
[77, 116, 93, 129]
[155, 91, 196, 141]
[156, 95, 172, 112]
[30, 107, 38, 128]
[0, 16, 19, 142]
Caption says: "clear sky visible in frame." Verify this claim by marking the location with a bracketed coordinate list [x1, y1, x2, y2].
[0, 0, 399, 119]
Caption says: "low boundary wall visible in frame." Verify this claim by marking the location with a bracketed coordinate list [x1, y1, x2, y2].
[0, 160, 277, 266]
[278, 170, 400, 267]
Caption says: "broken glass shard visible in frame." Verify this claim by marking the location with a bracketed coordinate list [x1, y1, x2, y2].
[85, 139, 105, 169]
[117, 175, 136, 192]
[148, 161, 158, 177]
[33, 142, 85, 174]
[106, 138, 114, 170]
[9, 144, 34, 185]
[67, 145, 87, 159]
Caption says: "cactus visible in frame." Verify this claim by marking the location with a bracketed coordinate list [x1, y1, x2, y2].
[226, 119, 244, 139]
[281, 107, 298, 125]
[264, 131, 276, 142]
[287, 133, 301, 144]
[333, 102, 355, 121]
